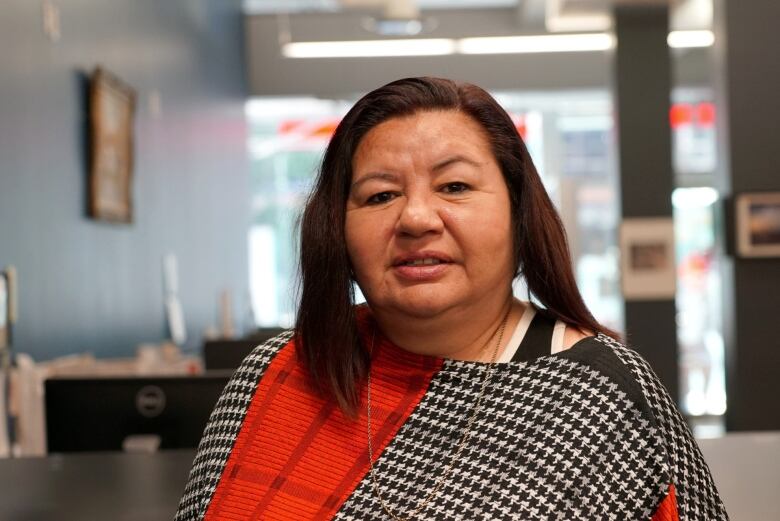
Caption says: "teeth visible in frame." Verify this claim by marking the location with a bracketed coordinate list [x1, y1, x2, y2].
[405, 258, 443, 266]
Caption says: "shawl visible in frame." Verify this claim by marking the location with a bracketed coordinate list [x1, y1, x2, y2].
[175, 313, 727, 520]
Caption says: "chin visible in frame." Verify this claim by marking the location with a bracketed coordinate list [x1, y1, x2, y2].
[393, 302, 446, 319]
[385, 289, 461, 319]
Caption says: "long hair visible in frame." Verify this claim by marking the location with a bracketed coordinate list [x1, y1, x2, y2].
[297, 77, 618, 417]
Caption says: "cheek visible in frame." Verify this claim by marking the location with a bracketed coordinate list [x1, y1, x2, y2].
[488, 206, 515, 270]
[345, 215, 389, 276]
[444, 203, 514, 272]
[446, 202, 512, 243]
[344, 218, 365, 269]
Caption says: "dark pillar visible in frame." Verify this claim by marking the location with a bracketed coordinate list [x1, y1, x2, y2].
[713, 0, 780, 431]
[613, 4, 679, 403]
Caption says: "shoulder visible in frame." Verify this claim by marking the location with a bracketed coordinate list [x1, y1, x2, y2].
[555, 332, 683, 424]
[240, 329, 296, 373]
[517, 333, 673, 517]
[555, 333, 659, 425]
[570, 333, 669, 416]
[174, 329, 295, 521]
[215, 330, 296, 400]
[203, 329, 296, 420]
[556, 334, 728, 518]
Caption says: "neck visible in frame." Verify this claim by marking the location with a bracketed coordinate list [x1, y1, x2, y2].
[371, 294, 525, 362]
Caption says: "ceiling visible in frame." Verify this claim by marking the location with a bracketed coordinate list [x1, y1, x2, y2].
[243, 0, 711, 31]
[243, 1, 521, 14]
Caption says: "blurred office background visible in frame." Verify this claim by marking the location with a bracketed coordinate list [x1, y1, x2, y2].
[0, 1, 778, 519]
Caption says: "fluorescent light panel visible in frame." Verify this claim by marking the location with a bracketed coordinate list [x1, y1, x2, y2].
[459, 33, 615, 54]
[282, 38, 456, 58]
[282, 30, 714, 58]
[668, 30, 715, 49]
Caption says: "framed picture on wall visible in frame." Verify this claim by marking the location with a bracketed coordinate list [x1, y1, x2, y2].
[619, 217, 677, 300]
[89, 67, 136, 223]
[736, 192, 780, 258]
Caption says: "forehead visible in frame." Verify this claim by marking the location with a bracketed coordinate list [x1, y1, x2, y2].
[352, 110, 494, 170]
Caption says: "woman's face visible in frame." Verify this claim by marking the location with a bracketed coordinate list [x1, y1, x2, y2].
[345, 110, 515, 319]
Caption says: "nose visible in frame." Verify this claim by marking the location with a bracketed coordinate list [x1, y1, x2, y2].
[395, 192, 444, 238]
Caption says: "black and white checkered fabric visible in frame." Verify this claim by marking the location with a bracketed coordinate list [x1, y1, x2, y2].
[175, 331, 728, 520]
[602, 334, 729, 520]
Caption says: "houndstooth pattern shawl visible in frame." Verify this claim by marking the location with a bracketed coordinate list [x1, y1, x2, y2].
[175, 331, 727, 520]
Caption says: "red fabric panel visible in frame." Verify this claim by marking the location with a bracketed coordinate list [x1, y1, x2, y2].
[651, 483, 679, 521]
[204, 331, 442, 520]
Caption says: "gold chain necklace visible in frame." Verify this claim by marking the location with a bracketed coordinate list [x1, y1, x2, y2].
[365, 307, 511, 521]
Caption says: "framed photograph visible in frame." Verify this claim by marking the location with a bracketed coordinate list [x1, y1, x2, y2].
[736, 192, 780, 258]
[619, 217, 677, 300]
[89, 67, 136, 223]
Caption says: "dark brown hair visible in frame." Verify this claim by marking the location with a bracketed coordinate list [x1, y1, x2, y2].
[296, 77, 618, 416]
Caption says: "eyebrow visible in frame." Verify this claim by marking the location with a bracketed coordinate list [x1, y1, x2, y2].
[431, 155, 483, 171]
[350, 172, 399, 191]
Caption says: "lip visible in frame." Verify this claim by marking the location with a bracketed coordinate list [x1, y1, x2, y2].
[391, 251, 454, 281]
[391, 250, 454, 267]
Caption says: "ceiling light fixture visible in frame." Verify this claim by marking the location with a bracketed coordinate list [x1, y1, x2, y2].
[282, 38, 456, 58]
[281, 30, 715, 59]
[667, 30, 715, 49]
[458, 33, 615, 54]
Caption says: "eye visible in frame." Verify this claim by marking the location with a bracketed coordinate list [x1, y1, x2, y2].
[366, 191, 398, 205]
[441, 182, 470, 194]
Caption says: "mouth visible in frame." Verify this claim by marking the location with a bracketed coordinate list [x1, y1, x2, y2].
[392, 252, 453, 267]
[399, 258, 447, 267]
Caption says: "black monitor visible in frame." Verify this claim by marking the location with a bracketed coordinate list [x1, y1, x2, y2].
[45, 374, 230, 453]
[203, 328, 286, 370]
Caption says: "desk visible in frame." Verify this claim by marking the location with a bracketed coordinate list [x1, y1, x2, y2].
[2, 435, 777, 520]
[0, 449, 195, 521]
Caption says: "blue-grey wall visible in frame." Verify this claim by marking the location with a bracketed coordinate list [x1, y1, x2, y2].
[0, 1, 250, 360]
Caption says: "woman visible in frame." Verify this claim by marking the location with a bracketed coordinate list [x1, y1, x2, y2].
[176, 77, 727, 520]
